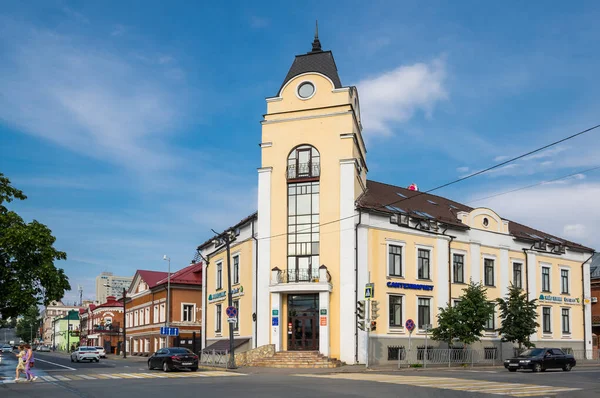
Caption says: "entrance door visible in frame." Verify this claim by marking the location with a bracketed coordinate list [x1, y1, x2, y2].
[287, 294, 319, 351]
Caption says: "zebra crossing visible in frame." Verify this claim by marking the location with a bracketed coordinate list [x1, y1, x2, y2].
[295, 373, 582, 397]
[1, 370, 242, 384]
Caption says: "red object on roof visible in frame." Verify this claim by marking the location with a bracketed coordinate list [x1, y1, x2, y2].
[95, 295, 123, 309]
[156, 262, 203, 287]
[408, 183, 418, 191]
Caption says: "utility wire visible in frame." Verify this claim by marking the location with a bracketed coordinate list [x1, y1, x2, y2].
[257, 123, 600, 241]
[466, 165, 600, 205]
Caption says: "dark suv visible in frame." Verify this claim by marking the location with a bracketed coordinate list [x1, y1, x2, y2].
[504, 348, 576, 372]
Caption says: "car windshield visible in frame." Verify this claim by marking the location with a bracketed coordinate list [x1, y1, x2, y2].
[520, 348, 545, 357]
[169, 348, 192, 354]
[95, 347, 104, 350]
[81, 347, 96, 351]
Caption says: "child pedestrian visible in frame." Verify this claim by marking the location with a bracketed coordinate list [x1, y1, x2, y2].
[23, 344, 38, 382]
[14, 345, 26, 382]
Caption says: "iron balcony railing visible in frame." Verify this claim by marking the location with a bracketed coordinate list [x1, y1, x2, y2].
[278, 269, 321, 283]
[287, 162, 320, 180]
[593, 315, 600, 325]
[92, 323, 121, 334]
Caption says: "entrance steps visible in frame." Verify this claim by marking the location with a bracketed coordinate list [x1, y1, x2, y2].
[249, 351, 343, 368]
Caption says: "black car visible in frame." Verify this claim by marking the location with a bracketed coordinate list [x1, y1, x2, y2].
[504, 348, 576, 372]
[148, 347, 199, 372]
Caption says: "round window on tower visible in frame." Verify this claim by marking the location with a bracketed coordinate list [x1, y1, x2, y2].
[297, 82, 315, 99]
[483, 217, 489, 228]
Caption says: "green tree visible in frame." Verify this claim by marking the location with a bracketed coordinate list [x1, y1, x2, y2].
[16, 306, 40, 343]
[496, 284, 539, 350]
[432, 281, 495, 346]
[0, 173, 71, 318]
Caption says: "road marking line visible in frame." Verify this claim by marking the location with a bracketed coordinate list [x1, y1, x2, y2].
[120, 373, 144, 378]
[103, 374, 122, 379]
[34, 358, 77, 371]
[41, 376, 57, 382]
[66, 375, 84, 380]
[139, 373, 167, 378]
[92, 374, 111, 379]
[54, 375, 70, 381]
[79, 375, 96, 380]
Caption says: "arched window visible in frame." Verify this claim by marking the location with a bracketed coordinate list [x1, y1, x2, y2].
[287, 145, 320, 180]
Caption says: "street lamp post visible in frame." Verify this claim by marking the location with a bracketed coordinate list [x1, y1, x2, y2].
[122, 287, 127, 358]
[212, 228, 237, 369]
[163, 255, 171, 347]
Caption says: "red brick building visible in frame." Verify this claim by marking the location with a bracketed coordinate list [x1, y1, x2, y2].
[79, 297, 124, 354]
[125, 262, 202, 355]
[591, 259, 600, 350]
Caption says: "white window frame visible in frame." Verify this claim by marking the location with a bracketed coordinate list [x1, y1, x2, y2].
[416, 295, 433, 332]
[542, 306, 553, 336]
[561, 307, 571, 336]
[181, 303, 196, 322]
[511, 260, 524, 289]
[386, 240, 405, 278]
[451, 249, 467, 284]
[485, 301, 497, 335]
[216, 261, 223, 290]
[233, 299, 240, 333]
[559, 266, 571, 295]
[160, 303, 166, 323]
[134, 310, 139, 327]
[482, 254, 496, 287]
[232, 253, 241, 285]
[145, 307, 150, 325]
[541, 263, 552, 293]
[387, 293, 405, 331]
[153, 305, 159, 323]
[215, 304, 222, 335]
[415, 244, 434, 281]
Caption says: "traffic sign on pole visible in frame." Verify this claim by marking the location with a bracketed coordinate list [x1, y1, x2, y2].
[364, 283, 374, 300]
[226, 306, 238, 318]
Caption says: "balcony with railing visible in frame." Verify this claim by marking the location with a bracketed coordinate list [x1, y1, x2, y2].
[92, 322, 121, 334]
[270, 266, 332, 293]
[286, 162, 320, 181]
[593, 315, 600, 326]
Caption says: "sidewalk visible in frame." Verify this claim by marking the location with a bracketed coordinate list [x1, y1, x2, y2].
[37, 350, 148, 362]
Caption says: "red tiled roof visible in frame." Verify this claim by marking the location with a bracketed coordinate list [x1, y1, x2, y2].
[358, 180, 594, 252]
[137, 270, 169, 289]
[95, 296, 123, 309]
[156, 262, 202, 287]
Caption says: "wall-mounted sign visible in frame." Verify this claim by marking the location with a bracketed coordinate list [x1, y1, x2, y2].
[208, 291, 227, 303]
[272, 309, 279, 316]
[387, 282, 434, 291]
[320, 316, 327, 326]
[320, 309, 327, 315]
[538, 294, 580, 305]
[231, 286, 244, 297]
[272, 317, 279, 326]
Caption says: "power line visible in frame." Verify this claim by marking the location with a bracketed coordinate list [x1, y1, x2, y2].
[466, 165, 600, 204]
[257, 123, 600, 241]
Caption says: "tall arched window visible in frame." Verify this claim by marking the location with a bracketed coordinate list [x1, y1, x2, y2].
[287, 145, 320, 282]
[287, 145, 320, 180]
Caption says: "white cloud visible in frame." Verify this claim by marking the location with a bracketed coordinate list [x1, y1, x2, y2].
[475, 182, 600, 249]
[357, 58, 448, 136]
[0, 20, 190, 173]
[525, 146, 567, 161]
[457, 166, 469, 173]
[494, 155, 510, 162]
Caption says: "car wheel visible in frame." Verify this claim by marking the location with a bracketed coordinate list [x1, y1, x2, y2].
[508, 369, 517, 372]
[163, 361, 170, 372]
[563, 363, 572, 372]
[191, 367, 198, 372]
[533, 363, 542, 373]
[71, 357, 74, 362]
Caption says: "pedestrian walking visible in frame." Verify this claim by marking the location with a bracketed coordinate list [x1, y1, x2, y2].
[24, 343, 38, 382]
[14, 345, 26, 382]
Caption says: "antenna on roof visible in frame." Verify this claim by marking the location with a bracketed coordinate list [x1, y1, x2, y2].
[311, 20, 322, 52]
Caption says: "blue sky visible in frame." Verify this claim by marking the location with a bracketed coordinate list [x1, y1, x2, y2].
[1, 1, 599, 304]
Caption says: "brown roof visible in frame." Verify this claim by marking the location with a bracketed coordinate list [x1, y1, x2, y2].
[95, 296, 124, 309]
[137, 270, 169, 289]
[358, 180, 594, 252]
[197, 212, 258, 250]
[156, 262, 202, 287]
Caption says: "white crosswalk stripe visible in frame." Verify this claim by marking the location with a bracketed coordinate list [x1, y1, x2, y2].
[1, 371, 244, 384]
[294, 373, 582, 397]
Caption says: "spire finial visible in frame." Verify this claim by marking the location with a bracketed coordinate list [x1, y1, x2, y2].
[311, 20, 322, 52]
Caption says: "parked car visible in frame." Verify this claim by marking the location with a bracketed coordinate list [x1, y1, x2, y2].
[148, 347, 198, 372]
[70, 347, 100, 363]
[1, 344, 13, 353]
[37, 345, 51, 352]
[95, 346, 107, 358]
[504, 348, 576, 372]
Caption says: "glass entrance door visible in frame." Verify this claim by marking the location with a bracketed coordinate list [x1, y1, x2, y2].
[287, 294, 319, 351]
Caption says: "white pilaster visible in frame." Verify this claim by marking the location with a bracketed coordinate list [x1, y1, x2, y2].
[526, 250, 537, 342]
[500, 248, 509, 298]
[436, 238, 450, 307]
[583, 259, 592, 358]
[339, 159, 356, 364]
[251, 222, 257, 348]
[356, 217, 369, 364]
[270, 292, 282, 351]
[319, 291, 330, 357]
[470, 243, 481, 283]
[201, 261, 207, 349]
[257, 167, 272, 347]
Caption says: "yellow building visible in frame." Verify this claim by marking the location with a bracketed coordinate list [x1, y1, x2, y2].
[200, 30, 595, 364]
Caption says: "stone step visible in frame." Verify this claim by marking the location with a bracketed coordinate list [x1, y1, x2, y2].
[251, 363, 340, 368]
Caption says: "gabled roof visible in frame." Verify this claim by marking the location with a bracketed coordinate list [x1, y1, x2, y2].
[156, 262, 202, 287]
[278, 30, 342, 95]
[358, 180, 594, 252]
[197, 212, 258, 250]
[137, 270, 169, 289]
[94, 296, 124, 310]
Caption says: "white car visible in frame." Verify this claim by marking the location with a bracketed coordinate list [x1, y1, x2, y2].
[95, 346, 106, 358]
[37, 345, 51, 352]
[70, 347, 100, 363]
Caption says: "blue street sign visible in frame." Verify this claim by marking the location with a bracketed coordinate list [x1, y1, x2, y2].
[160, 327, 180, 336]
[272, 317, 279, 326]
[226, 306, 238, 318]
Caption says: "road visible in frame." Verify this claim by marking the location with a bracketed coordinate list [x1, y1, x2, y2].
[1, 351, 599, 397]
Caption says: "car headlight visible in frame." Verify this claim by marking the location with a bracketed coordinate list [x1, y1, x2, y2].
[504, 360, 510, 363]
[519, 359, 531, 363]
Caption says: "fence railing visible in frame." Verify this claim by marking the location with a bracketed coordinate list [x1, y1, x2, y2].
[277, 268, 321, 283]
[397, 348, 500, 368]
[199, 349, 229, 368]
[562, 349, 600, 361]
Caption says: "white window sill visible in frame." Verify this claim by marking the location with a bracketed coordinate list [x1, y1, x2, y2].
[542, 334, 553, 339]
[389, 328, 405, 334]
[561, 334, 572, 339]
[215, 333, 222, 337]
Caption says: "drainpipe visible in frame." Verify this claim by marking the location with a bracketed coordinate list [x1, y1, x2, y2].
[197, 248, 210, 351]
[581, 251, 596, 354]
[252, 219, 259, 348]
[523, 243, 535, 300]
[354, 210, 362, 363]
[442, 227, 455, 308]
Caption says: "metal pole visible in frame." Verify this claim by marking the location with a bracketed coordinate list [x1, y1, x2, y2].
[122, 288, 127, 358]
[424, 327, 428, 369]
[365, 271, 371, 369]
[225, 232, 237, 369]
[67, 313, 70, 352]
[166, 257, 171, 347]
